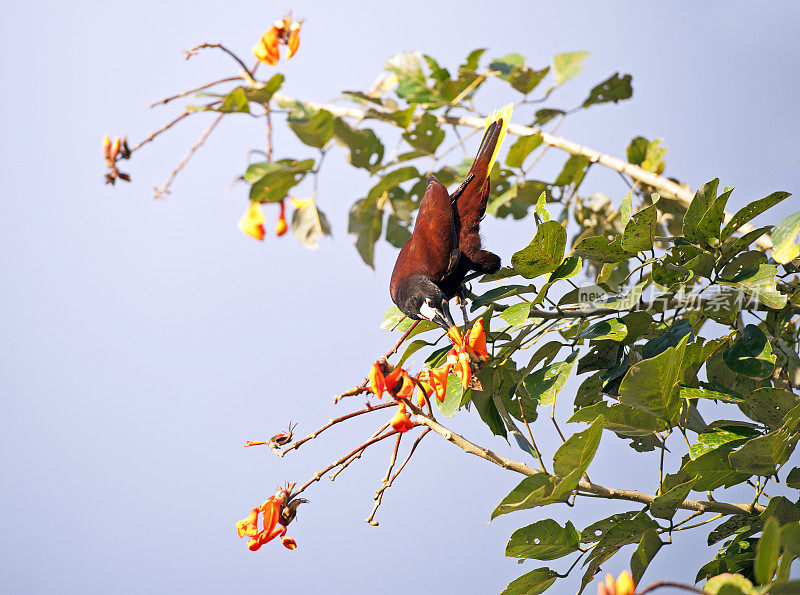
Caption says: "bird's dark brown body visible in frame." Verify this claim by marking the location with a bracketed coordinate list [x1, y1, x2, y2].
[389, 116, 507, 329]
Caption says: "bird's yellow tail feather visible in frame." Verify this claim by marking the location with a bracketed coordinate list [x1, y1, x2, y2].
[483, 103, 514, 175]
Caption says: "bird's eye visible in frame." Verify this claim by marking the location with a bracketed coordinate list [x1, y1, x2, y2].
[418, 299, 438, 321]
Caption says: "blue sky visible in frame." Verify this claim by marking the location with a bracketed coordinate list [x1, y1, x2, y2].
[1, 1, 799, 593]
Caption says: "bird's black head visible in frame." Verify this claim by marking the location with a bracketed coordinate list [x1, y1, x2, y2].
[393, 274, 457, 333]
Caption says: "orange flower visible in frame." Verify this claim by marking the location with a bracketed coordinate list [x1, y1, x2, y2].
[597, 571, 635, 595]
[369, 360, 386, 397]
[395, 371, 415, 400]
[252, 15, 303, 65]
[287, 22, 301, 57]
[237, 484, 302, 552]
[466, 318, 490, 361]
[456, 351, 472, 390]
[447, 325, 464, 347]
[384, 366, 403, 393]
[428, 365, 451, 402]
[390, 404, 415, 432]
[416, 373, 433, 407]
[275, 201, 288, 236]
[239, 202, 266, 240]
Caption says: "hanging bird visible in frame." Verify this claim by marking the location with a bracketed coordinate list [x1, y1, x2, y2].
[389, 105, 512, 338]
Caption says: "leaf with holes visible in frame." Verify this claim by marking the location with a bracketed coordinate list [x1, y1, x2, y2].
[582, 72, 633, 108]
[288, 108, 335, 148]
[248, 159, 315, 203]
[333, 118, 384, 170]
[511, 221, 567, 278]
[500, 568, 558, 595]
[402, 112, 445, 154]
[506, 519, 581, 561]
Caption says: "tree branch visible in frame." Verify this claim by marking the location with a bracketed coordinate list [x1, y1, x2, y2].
[403, 401, 766, 516]
[272, 92, 772, 250]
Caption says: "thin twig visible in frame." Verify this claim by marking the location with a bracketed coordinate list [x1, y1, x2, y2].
[279, 402, 395, 456]
[154, 113, 223, 199]
[329, 422, 391, 481]
[334, 320, 420, 404]
[292, 429, 400, 498]
[636, 581, 705, 594]
[366, 433, 403, 525]
[185, 43, 255, 82]
[128, 111, 193, 153]
[148, 77, 242, 108]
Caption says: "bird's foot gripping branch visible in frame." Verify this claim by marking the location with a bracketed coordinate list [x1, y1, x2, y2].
[107, 14, 800, 594]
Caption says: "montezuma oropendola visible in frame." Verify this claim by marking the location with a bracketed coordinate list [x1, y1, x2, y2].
[390, 106, 513, 337]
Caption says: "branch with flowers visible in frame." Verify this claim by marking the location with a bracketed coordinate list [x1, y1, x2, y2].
[106, 13, 800, 595]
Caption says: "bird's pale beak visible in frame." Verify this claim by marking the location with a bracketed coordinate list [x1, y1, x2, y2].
[432, 299, 462, 345]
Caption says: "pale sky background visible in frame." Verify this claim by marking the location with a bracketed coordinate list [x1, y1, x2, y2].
[2, 2, 799, 594]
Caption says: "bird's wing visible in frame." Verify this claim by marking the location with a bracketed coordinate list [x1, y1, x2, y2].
[403, 175, 457, 281]
[452, 105, 512, 260]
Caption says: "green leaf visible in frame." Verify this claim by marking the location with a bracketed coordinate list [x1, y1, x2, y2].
[689, 425, 761, 460]
[511, 221, 567, 278]
[506, 133, 543, 168]
[582, 73, 633, 108]
[577, 319, 628, 341]
[217, 86, 250, 113]
[395, 339, 431, 368]
[682, 440, 752, 491]
[243, 74, 284, 103]
[533, 108, 565, 126]
[618, 334, 689, 423]
[287, 108, 335, 148]
[703, 574, 755, 595]
[772, 210, 800, 264]
[506, 520, 581, 561]
[436, 372, 464, 417]
[332, 118, 384, 169]
[348, 197, 383, 268]
[555, 155, 590, 186]
[509, 66, 549, 95]
[532, 255, 581, 305]
[384, 52, 441, 104]
[472, 367, 507, 438]
[491, 472, 555, 519]
[626, 136, 666, 173]
[500, 568, 558, 595]
[569, 401, 668, 436]
[650, 473, 694, 519]
[728, 404, 800, 476]
[755, 517, 781, 585]
[740, 388, 800, 429]
[573, 235, 636, 263]
[620, 193, 633, 227]
[641, 320, 694, 360]
[535, 191, 550, 223]
[552, 51, 591, 84]
[719, 225, 773, 264]
[488, 53, 523, 78]
[365, 166, 420, 201]
[470, 284, 530, 309]
[720, 191, 791, 242]
[721, 264, 787, 310]
[291, 201, 331, 250]
[683, 178, 719, 245]
[787, 467, 800, 489]
[248, 159, 315, 203]
[523, 352, 578, 408]
[385, 214, 411, 248]
[621, 204, 657, 253]
[630, 529, 662, 584]
[723, 325, 776, 379]
[500, 302, 532, 325]
[550, 415, 603, 499]
[402, 112, 445, 154]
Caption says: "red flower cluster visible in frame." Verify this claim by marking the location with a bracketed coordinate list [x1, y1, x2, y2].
[252, 15, 302, 65]
[236, 483, 306, 552]
[367, 318, 491, 425]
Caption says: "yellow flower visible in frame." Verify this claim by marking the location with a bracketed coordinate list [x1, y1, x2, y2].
[238, 203, 266, 240]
